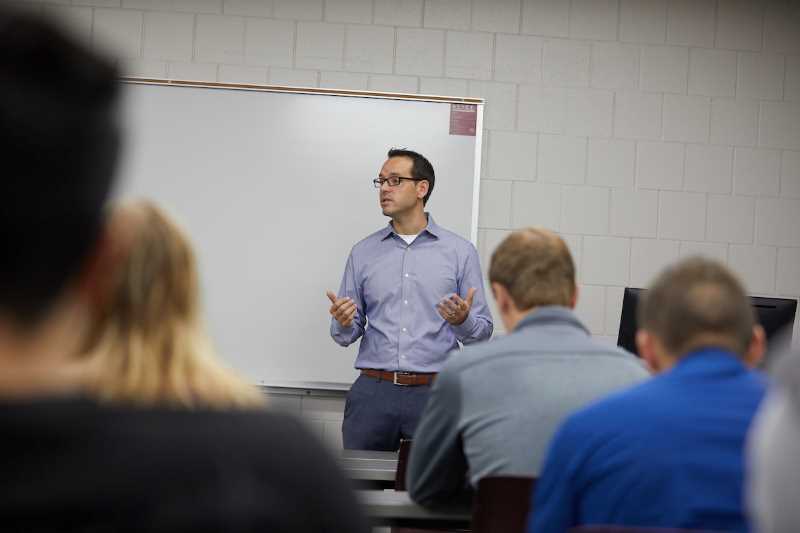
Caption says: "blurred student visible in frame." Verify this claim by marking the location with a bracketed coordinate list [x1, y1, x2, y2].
[748, 343, 800, 533]
[81, 201, 264, 410]
[529, 257, 767, 533]
[0, 8, 367, 532]
[407, 228, 647, 505]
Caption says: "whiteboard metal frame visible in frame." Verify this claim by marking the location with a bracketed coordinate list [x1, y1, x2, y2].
[122, 77, 483, 105]
[471, 107, 484, 245]
[120, 78, 486, 391]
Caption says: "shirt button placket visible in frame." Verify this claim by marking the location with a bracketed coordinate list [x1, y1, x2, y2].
[399, 244, 410, 369]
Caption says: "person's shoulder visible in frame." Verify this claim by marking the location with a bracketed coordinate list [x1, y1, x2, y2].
[521, 316, 649, 375]
[108, 406, 318, 459]
[448, 329, 647, 379]
[432, 224, 476, 251]
[442, 332, 521, 374]
[580, 339, 651, 374]
[351, 226, 391, 253]
[565, 375, 657, 433]
[177, 407, 311, 441]
[114, 407, 353, 488]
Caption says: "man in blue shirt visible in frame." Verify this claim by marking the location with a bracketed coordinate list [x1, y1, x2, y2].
[529, 257, 768, 533]
[327, 148, 493, 450]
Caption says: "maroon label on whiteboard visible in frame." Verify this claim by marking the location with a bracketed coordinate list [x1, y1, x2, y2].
[449, 104, 477, 136]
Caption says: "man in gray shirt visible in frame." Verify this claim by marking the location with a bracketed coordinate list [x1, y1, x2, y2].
[407, 228, 648, 505]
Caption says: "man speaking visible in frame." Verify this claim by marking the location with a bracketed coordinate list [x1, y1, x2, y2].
[327, 149, 493, 451]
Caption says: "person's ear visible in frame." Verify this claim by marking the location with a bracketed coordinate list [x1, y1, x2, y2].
[569, 284, 578, 309]
[75, 209, 135, 314]
[416, 180, 429, 201]
[636, 330, 660, 374]
[743, 324, 767, 369]
[491, 282, 508, 314]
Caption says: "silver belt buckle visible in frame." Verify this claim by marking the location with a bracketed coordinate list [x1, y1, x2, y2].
[393, 372, 410, 386]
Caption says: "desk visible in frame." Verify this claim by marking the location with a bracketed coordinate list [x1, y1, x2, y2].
[340, 450, 398, 486]
[341, 449, 398, 461]
[356, 490, 472, 529]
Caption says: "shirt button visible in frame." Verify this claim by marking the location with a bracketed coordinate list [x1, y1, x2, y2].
[401, 355, 406, 359]
[402, 327, 407, 332]
[404, 300, 408, 305]
[404, 273, 409, 277]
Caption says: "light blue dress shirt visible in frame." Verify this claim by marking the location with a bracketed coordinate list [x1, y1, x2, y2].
[330, 214, 492, 373]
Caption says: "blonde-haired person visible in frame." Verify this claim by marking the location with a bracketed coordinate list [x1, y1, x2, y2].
[81, 200, 264, 409]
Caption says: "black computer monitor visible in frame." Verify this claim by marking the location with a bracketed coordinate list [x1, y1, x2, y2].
[617, 287, 797, 356]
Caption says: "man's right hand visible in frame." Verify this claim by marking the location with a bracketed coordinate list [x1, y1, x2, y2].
[327, 290, 357, 328]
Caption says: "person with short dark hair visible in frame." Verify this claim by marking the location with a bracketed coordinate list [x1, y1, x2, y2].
[0, 8, 367, 532]
[528, 257, 768, 533]
[326, 148, 493, 451]
[406, 228, 646, 505]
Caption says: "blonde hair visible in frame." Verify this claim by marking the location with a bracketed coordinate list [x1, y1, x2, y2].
[489, 227, 576, 310]
[81, 201, 265, 410]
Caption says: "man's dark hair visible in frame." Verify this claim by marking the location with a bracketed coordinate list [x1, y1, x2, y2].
[638, 257, 756, 358]
[387, 148, 435, 205]
[0, 7, 120, 325]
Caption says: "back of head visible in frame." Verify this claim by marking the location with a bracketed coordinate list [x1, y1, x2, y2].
[639, 257, 755, 357]
[106, 202, 200, 336]
[489, 228, 576, 310]
[83, 201, 264, 410]
[0, 7, 119, 325]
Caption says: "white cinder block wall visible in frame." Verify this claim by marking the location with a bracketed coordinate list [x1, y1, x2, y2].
[28, 0, 800, 444]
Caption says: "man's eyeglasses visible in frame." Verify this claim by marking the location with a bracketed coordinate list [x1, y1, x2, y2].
[373, 176, 425, 188]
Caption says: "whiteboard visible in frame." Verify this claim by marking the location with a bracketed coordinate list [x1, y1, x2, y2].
[116, 80, 484, 387]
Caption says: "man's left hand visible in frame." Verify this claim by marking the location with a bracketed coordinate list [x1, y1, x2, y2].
[437, 288, 476, 326]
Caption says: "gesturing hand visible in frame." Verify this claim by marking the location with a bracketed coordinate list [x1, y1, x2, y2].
[436, 288, 476, 326]
[327, 290, 357, 328]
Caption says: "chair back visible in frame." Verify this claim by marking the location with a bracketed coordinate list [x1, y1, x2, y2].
[394, 438, 412, 491]
[471, 475, 536, 533]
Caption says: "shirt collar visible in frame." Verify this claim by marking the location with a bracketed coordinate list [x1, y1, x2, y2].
[513, 306, 590, 335]
[380, 212, 440, 241]
[670, 347, 750, 377]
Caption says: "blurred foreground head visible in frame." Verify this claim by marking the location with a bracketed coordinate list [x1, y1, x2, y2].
[0, 6, 120, 326]
[0, 6, 121, 394]
[637, 257, 766, 372]
[81, 201, 265, 409]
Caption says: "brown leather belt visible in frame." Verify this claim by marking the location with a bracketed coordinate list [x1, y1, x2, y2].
[360, 369, 437, 386]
